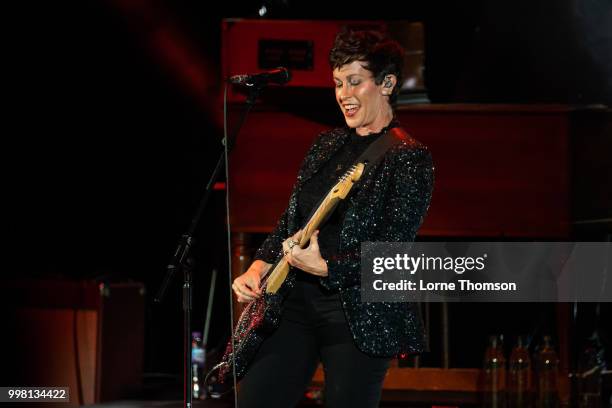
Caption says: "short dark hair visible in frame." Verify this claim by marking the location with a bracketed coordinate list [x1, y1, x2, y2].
[329, 29, 405, 104]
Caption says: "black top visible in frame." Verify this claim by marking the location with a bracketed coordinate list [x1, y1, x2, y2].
[284, 122, 399, 323]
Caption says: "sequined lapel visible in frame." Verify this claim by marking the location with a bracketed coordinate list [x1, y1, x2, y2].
[297, 127, 351, 187]
[285, 127, 350, 234]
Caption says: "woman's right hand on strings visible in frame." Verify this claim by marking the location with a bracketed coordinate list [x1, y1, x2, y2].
[232, 260, 270, 303]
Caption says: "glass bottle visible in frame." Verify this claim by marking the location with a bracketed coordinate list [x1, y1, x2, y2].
[535, 335, 559, 408]
[482, 334, 507, 408]
[191, 331, 206, 400]
[508, 335, 532, 408]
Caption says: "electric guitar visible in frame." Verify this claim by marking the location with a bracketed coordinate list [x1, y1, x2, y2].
[210, 163, 365, 385]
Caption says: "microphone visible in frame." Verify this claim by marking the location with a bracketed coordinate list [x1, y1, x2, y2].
[228, 67, 291, 86]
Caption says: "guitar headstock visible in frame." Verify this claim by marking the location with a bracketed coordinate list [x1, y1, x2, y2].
[330, 163, 365, 200]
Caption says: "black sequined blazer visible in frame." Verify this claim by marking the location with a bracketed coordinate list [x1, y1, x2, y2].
[254, 125, 435, 357]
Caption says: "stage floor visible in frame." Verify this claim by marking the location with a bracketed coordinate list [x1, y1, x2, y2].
[83, 394, 476, 408]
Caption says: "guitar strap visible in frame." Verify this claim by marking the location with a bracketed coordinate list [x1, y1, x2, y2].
[300, 126, 408, 228]
[354, 126, 408, 171]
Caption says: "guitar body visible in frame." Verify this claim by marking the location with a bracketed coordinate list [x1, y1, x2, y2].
[215, 260, 293, 383]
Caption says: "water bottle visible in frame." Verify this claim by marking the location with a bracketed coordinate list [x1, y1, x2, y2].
[535, 335, 559, 408]
[482, 334, 507, 408]
[577, 331, 605, 408]
[508, 335, 532, 408]
[191, 331, 206, 400]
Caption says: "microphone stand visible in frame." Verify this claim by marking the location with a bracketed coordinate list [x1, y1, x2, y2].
[154, 83, 264, 408]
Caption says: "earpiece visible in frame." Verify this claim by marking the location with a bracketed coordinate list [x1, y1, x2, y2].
[384, 80, 393, 88]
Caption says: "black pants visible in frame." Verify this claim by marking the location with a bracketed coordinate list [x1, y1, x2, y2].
[237, 277, 391, 408]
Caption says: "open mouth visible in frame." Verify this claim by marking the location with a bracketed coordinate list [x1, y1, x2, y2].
[343, 104, 360, 117]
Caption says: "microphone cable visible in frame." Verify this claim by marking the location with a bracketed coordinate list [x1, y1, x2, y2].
[222, 82, 239, 408]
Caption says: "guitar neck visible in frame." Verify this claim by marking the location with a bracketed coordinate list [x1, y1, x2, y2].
[298, 191, 341, 247]
[261, 193, 341, 292]
[263, 163, 364, 294]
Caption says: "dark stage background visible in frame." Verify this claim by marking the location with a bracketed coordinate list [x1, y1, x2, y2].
[3, 0, 611, 398]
